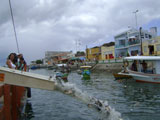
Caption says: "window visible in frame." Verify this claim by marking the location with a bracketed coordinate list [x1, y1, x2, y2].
[156, 44, 160, 51]
[141, 34, 144, 39]
[145, 34, 148, 38]
[131, 50, 138, 56]
[89, 49, 91, 54]
[119, 40, 125, 45]
[109, 54, 114, 59]
[99, 48, 101, 52]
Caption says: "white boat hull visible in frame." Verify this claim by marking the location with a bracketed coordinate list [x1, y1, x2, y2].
[133, 75, 160, 84]
[128, 71, 160, 84]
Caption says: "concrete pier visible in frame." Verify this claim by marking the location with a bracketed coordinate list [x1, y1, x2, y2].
[91, 63, 123, 73]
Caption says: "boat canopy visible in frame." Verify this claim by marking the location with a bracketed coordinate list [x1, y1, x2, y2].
[80, 66, 92, 68]
[124, 56, 160, 61]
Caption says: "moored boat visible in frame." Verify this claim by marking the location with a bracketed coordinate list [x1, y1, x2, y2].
[113, 73, 132, 80]
[77, 69, 82, 74]
[56, 72, 68, 82]
[80, 66, 91, 79]
[117, 56, 160, 84]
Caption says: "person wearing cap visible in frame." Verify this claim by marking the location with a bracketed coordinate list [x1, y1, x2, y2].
[17, 54, 27, 71]
[17, 54, 31, 98]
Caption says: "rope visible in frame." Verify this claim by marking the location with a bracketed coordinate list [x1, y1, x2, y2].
[8, 0, 20, 53]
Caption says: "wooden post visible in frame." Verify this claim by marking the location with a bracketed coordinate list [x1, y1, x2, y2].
[0, 85, 4, 120]
[11, 85, 19, 120]
[16, 86, 25, 108]
[0, 107, 4, 120]
[12, 86, 26, 120]
[12, 86, 18, 120]
[3, 84, 12, 120]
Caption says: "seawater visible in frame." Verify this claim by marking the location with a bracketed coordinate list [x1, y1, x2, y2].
[24, 69, 160, 120]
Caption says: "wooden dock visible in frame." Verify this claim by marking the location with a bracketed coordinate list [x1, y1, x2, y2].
[0, 73, 26, 120]
[0, 67, 58, 120]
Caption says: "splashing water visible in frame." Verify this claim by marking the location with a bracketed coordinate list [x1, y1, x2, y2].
[53, 77, 122, 120]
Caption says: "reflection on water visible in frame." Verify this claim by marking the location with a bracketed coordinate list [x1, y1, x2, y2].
[24, 69, 160, 120]
[82, 78, 94, 86]
[23, 101, 34, 119]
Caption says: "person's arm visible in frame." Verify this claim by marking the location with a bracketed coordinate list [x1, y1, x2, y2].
[6, 60, 12, 68]
[24, 64, 27, 71]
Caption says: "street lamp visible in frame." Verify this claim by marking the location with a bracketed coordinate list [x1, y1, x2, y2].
[133, 10, 139, 29]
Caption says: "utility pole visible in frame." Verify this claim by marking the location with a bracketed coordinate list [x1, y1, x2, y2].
[78, 39, 81, 51]
[133, 10, 138, 29]
[75, 39, 81, 53]
[75, 40, 77, 53]
[139, 27, 143, 55]
[86, 45, 88, 60]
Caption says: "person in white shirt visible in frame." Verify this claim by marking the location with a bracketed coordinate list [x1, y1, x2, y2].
[6, 53, 17, 69]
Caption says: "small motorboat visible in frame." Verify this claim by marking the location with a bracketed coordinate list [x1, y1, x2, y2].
[113, 73, 132, 80]
[77, 69, 82, 74]
[80, 66, 91, 79]
[30, 66, 38, 70]
[116, 56, 160, 84]
[56, 72, 68, 82]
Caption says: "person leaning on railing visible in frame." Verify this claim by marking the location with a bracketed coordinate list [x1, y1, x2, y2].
[17, 57, 27, 71]
[17, 54, 27, 71]
[18, 54, 31, 98]
[6, 53, 17, 69]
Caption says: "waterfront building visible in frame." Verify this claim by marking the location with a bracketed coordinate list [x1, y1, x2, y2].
[53, 52, 74, 64]
[45, 51, 73, 64]
[114, 28, 155, 58]
[101, 42, 115, 60]
[143, 36, 160, 56]
[86, 46, 102, 61]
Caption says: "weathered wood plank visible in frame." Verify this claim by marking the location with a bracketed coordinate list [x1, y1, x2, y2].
[0, 73, 4, 82]
[0, 86, 3, 98]
[3, 84, 12, 120]
[0, 67, 56, 91]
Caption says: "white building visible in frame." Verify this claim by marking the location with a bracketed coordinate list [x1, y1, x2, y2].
[114, 28, 155, 58]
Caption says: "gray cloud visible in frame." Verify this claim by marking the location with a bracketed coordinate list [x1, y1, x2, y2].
[0, 0, 160, 64]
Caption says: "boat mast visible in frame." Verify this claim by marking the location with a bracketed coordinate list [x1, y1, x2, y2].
[8, 0, 20, 53]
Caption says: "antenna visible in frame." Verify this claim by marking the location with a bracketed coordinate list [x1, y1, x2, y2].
[133, 10, 139, 29]
[8, 0, 20, 53]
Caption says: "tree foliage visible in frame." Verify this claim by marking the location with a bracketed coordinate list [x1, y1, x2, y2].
[75, 51, 85, 57]
[36, 59, 43, 64]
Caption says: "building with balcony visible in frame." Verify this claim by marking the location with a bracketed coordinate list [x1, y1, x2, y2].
[86, 46, 102, 61]
[114, 28, 155, 58]
[101, 42, 115, 60]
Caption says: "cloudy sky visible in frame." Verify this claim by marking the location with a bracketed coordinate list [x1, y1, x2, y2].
[0, 0, 160, 65]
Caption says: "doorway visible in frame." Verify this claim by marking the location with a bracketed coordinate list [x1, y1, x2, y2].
[148, 45, 154, 55]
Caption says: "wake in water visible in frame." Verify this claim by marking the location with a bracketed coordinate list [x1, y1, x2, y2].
[53, 77, 122, 120]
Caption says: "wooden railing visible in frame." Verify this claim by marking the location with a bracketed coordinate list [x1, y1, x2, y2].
[0, 81, 26, 120]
